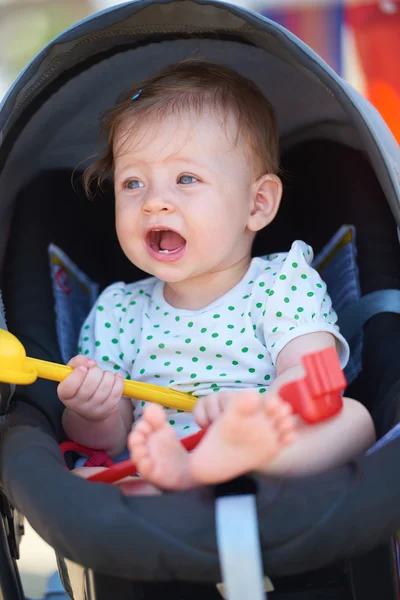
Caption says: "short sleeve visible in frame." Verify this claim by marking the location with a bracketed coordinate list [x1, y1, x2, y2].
[77, 283, 131, 378]
[263, 241, 349, 367]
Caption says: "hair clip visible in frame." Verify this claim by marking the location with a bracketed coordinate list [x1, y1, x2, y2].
[131, 89, 143, 101]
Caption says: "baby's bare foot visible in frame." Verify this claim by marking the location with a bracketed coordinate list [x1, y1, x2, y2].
[189, 391, 297, 484]
[128, 404, 195, 490]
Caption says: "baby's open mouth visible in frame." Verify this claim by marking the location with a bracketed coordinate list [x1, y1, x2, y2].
[147, 229, 186, 254]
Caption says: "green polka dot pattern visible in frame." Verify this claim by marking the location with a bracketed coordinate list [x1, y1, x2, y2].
[77, 241, 346, 438]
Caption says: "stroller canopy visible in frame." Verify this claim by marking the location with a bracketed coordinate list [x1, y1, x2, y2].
[1, 0, 399, 256]
[2, 0, 400, 588]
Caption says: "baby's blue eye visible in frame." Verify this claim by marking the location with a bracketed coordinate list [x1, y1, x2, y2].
[126, 180, 144, 189]
[178, 175, 197, 185]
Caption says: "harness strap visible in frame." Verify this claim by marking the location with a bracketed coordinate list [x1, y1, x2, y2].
[216, 494, 267, 600]
[338, 289, 400, 341]
[59, 427, 207, 482]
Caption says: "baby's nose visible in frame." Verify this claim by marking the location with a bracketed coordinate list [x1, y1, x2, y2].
[141, 192, 174, 214]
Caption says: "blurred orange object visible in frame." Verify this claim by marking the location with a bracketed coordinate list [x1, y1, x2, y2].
[347, 1, 400, 142]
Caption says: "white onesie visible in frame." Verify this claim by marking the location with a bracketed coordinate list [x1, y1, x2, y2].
[78, 241, 349, 438]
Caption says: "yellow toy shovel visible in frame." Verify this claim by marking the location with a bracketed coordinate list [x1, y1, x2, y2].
[0, 329, 196, 412]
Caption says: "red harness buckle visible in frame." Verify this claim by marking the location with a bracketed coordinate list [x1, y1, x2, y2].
[59, 441, 115, 468]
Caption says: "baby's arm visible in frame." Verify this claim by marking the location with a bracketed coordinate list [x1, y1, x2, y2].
[193, 333, 338, 427]
[263, 332, 376, 475]
[194, 332, 376, 476]
[59, 355, 134, 457]
[268, 330, 335, 393]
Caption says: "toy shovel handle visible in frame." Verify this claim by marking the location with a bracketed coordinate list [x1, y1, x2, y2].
[122, 379, 196, 411]
[26, 357, 73, 382]
[25, 357, 196, 412]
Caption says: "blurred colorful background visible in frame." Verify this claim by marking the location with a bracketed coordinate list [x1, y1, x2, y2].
[1, 0, 399, 597]
[1, 0, 400, 140]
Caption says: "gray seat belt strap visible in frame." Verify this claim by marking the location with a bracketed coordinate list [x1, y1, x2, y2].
[216, 494, 266, 600]
[338, 289, 400, 342]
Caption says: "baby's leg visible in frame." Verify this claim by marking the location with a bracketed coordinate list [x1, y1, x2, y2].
[189, 392, 296, 484]
[72, 466, 162, 495]
[261, 397, 376, 476]
[130, 393, 296, 489]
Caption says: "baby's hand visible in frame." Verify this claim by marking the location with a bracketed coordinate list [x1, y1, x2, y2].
[193, 391, 235, 428]
[57, 355, 124, 422]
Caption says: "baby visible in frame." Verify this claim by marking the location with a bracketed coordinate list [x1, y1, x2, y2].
[58, 60, 375, 493]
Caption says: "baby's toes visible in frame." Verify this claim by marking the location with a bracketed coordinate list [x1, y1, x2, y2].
[277, 415, 298, 445]
[128, 423, 148, 450]
[129, 430, 154, 474]
[280, 431, 297, 446]
[128, 420, 153, 454]
[133, 419, 153, 437]
[129, 431, 147, 457]
[133, 444, 152, 463]
[233, 391, 262, 416]
[136, 454, 155, 478]
[264, 395, 291, 420]
[142, 403, 167, 429]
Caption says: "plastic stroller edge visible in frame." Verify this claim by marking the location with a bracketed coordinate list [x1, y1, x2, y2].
[2, 400, 400, 582]
[1, 402, 222, 582]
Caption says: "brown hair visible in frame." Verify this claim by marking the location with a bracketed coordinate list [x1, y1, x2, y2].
[83, 59, 279, 195]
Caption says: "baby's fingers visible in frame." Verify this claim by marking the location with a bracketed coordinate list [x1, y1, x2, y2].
[58, 365, 91, 402]
[193, 396, 212, 428]
[193, 392, 228, 427]
[67, 354, 96, 369]
[99, 373, 125, 413]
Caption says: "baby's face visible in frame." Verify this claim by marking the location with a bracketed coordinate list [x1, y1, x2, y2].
[113, 109, 257, 284]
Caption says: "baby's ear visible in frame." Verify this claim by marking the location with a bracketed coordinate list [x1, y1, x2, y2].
[247, 174, 282, 232]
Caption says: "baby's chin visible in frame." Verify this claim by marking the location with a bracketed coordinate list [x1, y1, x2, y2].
[124, 248, 210, 285]
[132, 259, 192, 284]
[151, 270, 192, 284]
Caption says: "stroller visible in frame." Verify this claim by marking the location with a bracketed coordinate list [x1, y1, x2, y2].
[1, 0, 400, 598]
